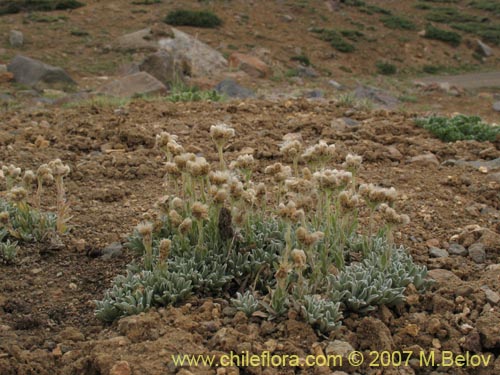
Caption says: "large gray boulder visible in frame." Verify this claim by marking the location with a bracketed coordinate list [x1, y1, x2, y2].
[95, 72, 167, 98]
[7, 55, 76, 90]
[114, 28, 159, 52]
[158, 28, 227, 78]
[139, 50, 183, 86]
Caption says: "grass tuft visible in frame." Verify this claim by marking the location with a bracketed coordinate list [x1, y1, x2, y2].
[164, 9, 222, 28]
[380, 15, 416, 30]
[424, 24, 462, 46]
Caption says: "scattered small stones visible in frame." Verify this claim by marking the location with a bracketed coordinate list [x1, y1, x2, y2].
[9, 30, 24, 48]
[328, 79, 342, 89]
[468, 242, 486, 263]
[429, 247, 449, 258]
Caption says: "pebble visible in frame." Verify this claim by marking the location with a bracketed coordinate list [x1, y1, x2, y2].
[482, 287, 500, 305]
[110, 361, 131, 375]
[325, 340, 354, 357]
[429, 247, 449, 258]
[448, 243, 468, 256]
[468, 242, 486, 263]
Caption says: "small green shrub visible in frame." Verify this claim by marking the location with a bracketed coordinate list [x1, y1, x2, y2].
[415, 3, 432, 10]
[312, 29, 355, 53]
[416, 115, 500, 142]
[0, 0, 84, 15]
[290, 54, 311, 66]
[166, 84, 224, 103]
[451, 22, 500, 45]
[425, 7, 481, 24]
[380, 15, 416, 30]
[340, 29, 365, 41]
[164, 9, 222, 28]
[376, 61, 397, 75]
[469, 0, 500, 15]
[424, 24, 462, 46]
[422, 64, 442, 74]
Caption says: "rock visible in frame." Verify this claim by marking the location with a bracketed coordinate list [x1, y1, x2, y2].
[428, 269, 461, 284]
[95, 72, 167, 98]
[110, 361, 131, 375]
[328, 79, 342, 89]
[462, 329, 482, 352]
[7, 55, 76, 90]
[429, 247, 449, 258]
[325, 340, 354, 357]
[353, 85, 400, 109]
[409, 153, 439, 166]
[139, 50, 183, 86]
[331, 117, 359, 131]
[9, 30, 23, 47]
[476, 39, 493, 57]
[102, 242, 123, 260]
[493, 102, 500, 112]
[468, 242, 486, 263]
[115, 28, 158, 52]
[448, 243, 468, 256]
[159, 28, 227, 78]
[228, 52, 271, 79]
[482, 286, 500, 305]
[357, 317, 394, 351]
[215, 79, 255, 99]
[295, 65, 319, 78]
[56, 327, 85, 342]
[304, 89, 323, 99]
[476, 311, 500, 349]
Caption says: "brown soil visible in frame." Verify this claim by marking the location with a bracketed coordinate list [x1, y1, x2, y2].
[0, 99, 499, 374]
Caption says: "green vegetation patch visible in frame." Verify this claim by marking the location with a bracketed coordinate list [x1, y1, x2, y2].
[451, 22, 500, 45]
[290, 54, 311, 66]
[0, 0, 84, 15]
[164, 9, 222, 28]
[312, 29, 355, 53]
[425, 7, 483, 23]
[469, 0, 500, 15]
[424, 24, 462, 46]
[416, 115, 500, 142]
[380, 14, 417, 30]
[376, 61, 397, 75]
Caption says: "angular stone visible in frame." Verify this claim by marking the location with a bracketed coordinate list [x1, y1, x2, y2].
[9, 30, 23, 48]
[448, 243, 468, 256]
[96, 72, 167, 98]
[429, 247, 449, 258]
[482, 286, 500, 305]
[493, 102, 500, 112]
[8, 55, 76, 90]
[158, 28, 227, 78]
[469, 242, 486, 263]
[115, 28, 158, 52]
[476, 39, 493, 57]
[228, 52, 271, 79]
[353, 85, 400, 109]
[215, 79, 254, 99]
[409, 153, 439, 166]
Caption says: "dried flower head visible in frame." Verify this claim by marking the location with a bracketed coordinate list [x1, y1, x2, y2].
[164, 162, 181, 177]
[280, 139, 303, 161]
[210, 123, 235, 146]
[359, 184, 398, 205]
[209, 170, 231, 186]
[0, 211, 9, 225]
[8, 186, 28, 202]
[166, 140, 184, 157]
[187, 156, 210, 177]
[174, 153, 196, 171]
[278, 201, 304, 223]
[178, 218, 193, 235]
[242, 189, 256, 206]
[265, 163, 292, 183]
[23, 170, 36, 186]
[296, 226, 324, 247]
[169, 209, 183, 227]
[302, 140, 336, 164]
[284, 178, 314, 194]
[313, 169, 352, 190]
[3, 165, 21, 179]
[379, 204, 410, 226]
[228, 177, 244, 199]
[339, 191, 360, 210]
[213, 188, 228, 204]
[229, 154, 255, 171]
[291, 249, 307, 269]
[136, 221, 153, 237]
[49, 159, 70, 177]
[343, 153, 363, 171]
[155, 195, 170, 214]
[192, 202, 209, 220]
[155, 132, 177, 149]
[171, 197, 184, 211]
[159, 239, 172, 262]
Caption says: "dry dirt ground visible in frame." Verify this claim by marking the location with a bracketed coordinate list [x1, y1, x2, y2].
[0, 99, 499, 375]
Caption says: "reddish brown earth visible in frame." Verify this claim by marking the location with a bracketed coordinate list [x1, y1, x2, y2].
[0, 99, 499, 374]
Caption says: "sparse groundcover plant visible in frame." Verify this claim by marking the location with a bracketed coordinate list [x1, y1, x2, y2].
[311, 28, 355, 53]
[416, 114, 500, 142]
[425, 7, 481, 24]
[165, 84, 224, 103]
[470, 0, 500, 15]
[0, 0, 84, 15]
[424, 24, 462, 46]
[0, 160, 71, 263]
[290, 54, 311, 66]
[380, 15, 416, 30]
[96, 125, 431, 332]
[376, 61, 397, 75]
[450, 22, 500, 46]
[164, 9, 222, 28]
